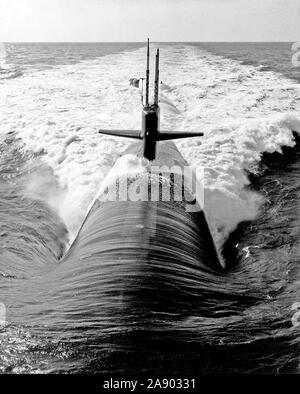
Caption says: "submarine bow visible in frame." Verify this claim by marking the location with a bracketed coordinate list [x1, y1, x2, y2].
[53, 141, 222, 322]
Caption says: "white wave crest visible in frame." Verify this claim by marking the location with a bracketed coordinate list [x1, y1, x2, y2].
[1, 43, 299, 249]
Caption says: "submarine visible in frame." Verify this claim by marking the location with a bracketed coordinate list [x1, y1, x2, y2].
[2, 40, 225, 335]
[44, 40, 224, 325]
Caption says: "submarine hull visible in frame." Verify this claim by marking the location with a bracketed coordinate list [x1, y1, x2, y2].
[52, 141, 221, 321]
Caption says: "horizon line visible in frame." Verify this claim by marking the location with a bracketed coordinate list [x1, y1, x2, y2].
[2, 40, 297, 44]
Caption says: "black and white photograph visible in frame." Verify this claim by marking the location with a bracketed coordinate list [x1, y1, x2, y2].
[0, 0, 300, 381]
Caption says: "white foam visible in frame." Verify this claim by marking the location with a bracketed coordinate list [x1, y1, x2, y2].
[1, 44, 299, 250]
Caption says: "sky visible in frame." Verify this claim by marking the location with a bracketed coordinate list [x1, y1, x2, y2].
[0, 0, 299, 42]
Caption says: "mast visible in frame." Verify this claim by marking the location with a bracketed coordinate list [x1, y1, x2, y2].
[99, 39, 204, 162]
[145, 38, 150, 107]
[154, 48, 159, 106]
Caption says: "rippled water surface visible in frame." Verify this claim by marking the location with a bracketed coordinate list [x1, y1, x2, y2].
[0, 42, 300, 373]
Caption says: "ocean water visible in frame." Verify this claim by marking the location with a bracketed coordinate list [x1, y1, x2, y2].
[192, 42, 300, 83]
[0, 42, 300, 373]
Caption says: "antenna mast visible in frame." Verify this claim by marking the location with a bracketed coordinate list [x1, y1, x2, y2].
[99, 39, 204, 162]
[154, 48, 159, 106]
[145, 38, 150, 107]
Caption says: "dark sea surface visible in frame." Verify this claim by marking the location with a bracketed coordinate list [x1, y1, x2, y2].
[4, 42, 143, 68]
[191, 42, 300, 83]
[0, 42, 300, 373]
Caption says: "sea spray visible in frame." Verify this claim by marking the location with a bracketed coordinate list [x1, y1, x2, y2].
[0, 44, 299, 250]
